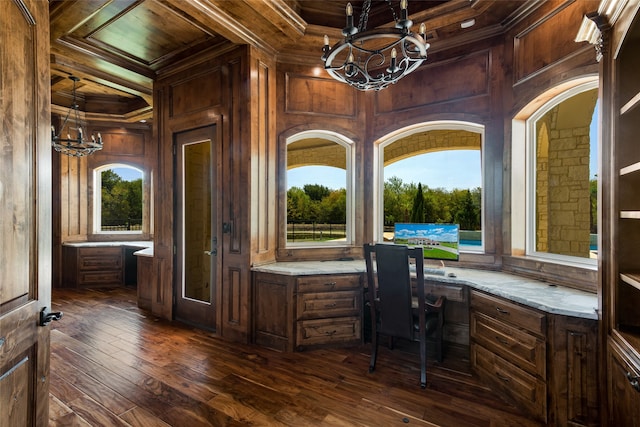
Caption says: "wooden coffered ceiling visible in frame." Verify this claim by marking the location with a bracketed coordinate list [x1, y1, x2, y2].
[49, 0, 535, 123]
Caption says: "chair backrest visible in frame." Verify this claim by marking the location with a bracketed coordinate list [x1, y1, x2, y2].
[364, 243, 425, 340]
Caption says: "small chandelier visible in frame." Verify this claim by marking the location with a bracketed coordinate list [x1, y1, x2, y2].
[51, 76, 103, 157]
[322, 0, 429, 91]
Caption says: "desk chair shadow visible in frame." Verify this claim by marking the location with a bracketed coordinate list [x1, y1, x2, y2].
[364, 243, 446, 388]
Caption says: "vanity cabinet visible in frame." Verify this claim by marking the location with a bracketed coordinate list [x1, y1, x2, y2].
[470, 290, 547, 421]
[62, 245, 123, 287]
[253, 272, 362, 352]
[470, 290, 598, 426]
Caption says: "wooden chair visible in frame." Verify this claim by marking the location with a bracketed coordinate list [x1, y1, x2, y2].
[363, 243, 445, 388]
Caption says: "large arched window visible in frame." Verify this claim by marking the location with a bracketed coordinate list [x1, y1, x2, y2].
[375, 122, 484, 254]
[512, 78, 598, 267]
[93, 163, 144, 234]
[285, 131, 354, 246]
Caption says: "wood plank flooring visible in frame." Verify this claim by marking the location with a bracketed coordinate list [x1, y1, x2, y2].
[49, 287, 543, 427]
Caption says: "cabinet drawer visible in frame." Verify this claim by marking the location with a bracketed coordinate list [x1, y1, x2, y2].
[297, 290, 361, 320]
[472, 343, 547, 422]
[471, 291, 546, 337]
[78, 247, 122, 257]
[424, 281, 466, 303]
[297, 274, 361, 293]
[79, 270, 123, 285]
[297, 316, 361, 348]
[471, 311, 545, 377]
[79, 255, 122, 271]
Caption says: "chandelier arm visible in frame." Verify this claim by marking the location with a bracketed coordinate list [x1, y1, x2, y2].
[52, 75, 103, 156]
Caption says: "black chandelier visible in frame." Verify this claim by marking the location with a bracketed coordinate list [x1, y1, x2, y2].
[51, 76, 103, 157]
[322, 0, 429, 91]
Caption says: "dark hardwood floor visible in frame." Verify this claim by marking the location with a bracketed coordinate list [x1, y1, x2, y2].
[49, 287, 542, 427]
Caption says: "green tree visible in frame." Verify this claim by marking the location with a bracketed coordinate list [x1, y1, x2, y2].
[303, 184, 331, 201]
[319, 189, 346, 223]
[410, 183, 425, 223]
[453, 190, 478, 230]
[384, 176, 411, 225]
[287, 187, 312, 223]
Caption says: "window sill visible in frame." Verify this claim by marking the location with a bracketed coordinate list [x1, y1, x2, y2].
[502, 255, 597, 293]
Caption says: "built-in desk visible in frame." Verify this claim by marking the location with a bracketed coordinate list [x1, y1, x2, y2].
[252, 261, 597, 319]
[252, 261, 599, 425]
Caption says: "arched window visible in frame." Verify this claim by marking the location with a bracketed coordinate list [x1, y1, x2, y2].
[285, 131, 354, 246]
[93, 164, 144, 234]
[512, 78, 598, 266]
[375, 122, 484, 254]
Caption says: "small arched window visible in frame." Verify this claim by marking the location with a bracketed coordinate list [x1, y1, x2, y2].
[93, 164, 144, 234]
[285, 131, 354, 246]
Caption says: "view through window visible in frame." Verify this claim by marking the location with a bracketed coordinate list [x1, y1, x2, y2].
[530, 89, 598, 260]
[382, 127, 483, 252]
[96, 165, 143, 233]
[286, 134, 351, 245]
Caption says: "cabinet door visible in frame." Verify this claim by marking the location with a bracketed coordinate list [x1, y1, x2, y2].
[608, 340, 640, 426]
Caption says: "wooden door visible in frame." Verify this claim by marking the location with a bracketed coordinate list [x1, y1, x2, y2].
[0, 0, 52, 425]
[174, 126, 220, 330]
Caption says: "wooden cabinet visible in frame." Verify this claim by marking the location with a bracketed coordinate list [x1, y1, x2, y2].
[608, 339, 640, 425]
[62, 245, 123, 287]
[296, 274, 361, 350]
[470, 290, 548, 421]
[601, 5, 640, 426]
[470, 290, 598, 425]
[253, 272, 362, 352]
[137, 254, 153, 310]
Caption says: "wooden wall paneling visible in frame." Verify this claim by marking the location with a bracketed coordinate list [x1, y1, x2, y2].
[250, 47, 278, 266]
[509, 0, 600, 114]
[152, 83, 174, 320]
[513, 1, 595, 84]
[285, 73, 358, 118]
[375, 49, 491, 114]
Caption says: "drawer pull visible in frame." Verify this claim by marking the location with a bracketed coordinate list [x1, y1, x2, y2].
[324, 282, 337, 287]
[325, 330, 337, 336]
[495, 307, 510, 315]
[324, 303, 337, 308]
[496, 373, 510, 383]
[626, 372, 640, 392]
[495, 336, 509, 346]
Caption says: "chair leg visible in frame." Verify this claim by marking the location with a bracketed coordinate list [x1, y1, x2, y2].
[369, 333, 378, 373]
[420, 336, 427, 388]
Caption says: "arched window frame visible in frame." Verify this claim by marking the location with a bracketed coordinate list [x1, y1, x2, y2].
[93, 163, 145, 235]
[374, 121, 485, 254]
[512, 77, 599, 268]
[285, 130, 355, 247]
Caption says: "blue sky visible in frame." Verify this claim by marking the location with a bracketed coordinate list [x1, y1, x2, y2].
[112, 167, 143, 181]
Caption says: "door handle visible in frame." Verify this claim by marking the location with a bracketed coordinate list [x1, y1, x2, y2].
[39, 307, 63, 326]
[204, 249, 217, 256]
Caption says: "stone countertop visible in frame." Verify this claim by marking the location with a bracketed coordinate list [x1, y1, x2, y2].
[252, 261, 599, 320]
[62, 241, 153, 249]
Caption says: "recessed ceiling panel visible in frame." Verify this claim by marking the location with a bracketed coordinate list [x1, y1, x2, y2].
[90, 1, 210, 66]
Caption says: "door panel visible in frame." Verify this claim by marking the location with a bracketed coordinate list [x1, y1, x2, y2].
[174, 126, 219, 330]
[0, 0, 51, 425]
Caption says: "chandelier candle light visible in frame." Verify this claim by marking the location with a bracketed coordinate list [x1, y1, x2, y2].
[322, 0, 429, 91]
[51, 76, 103, 157]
